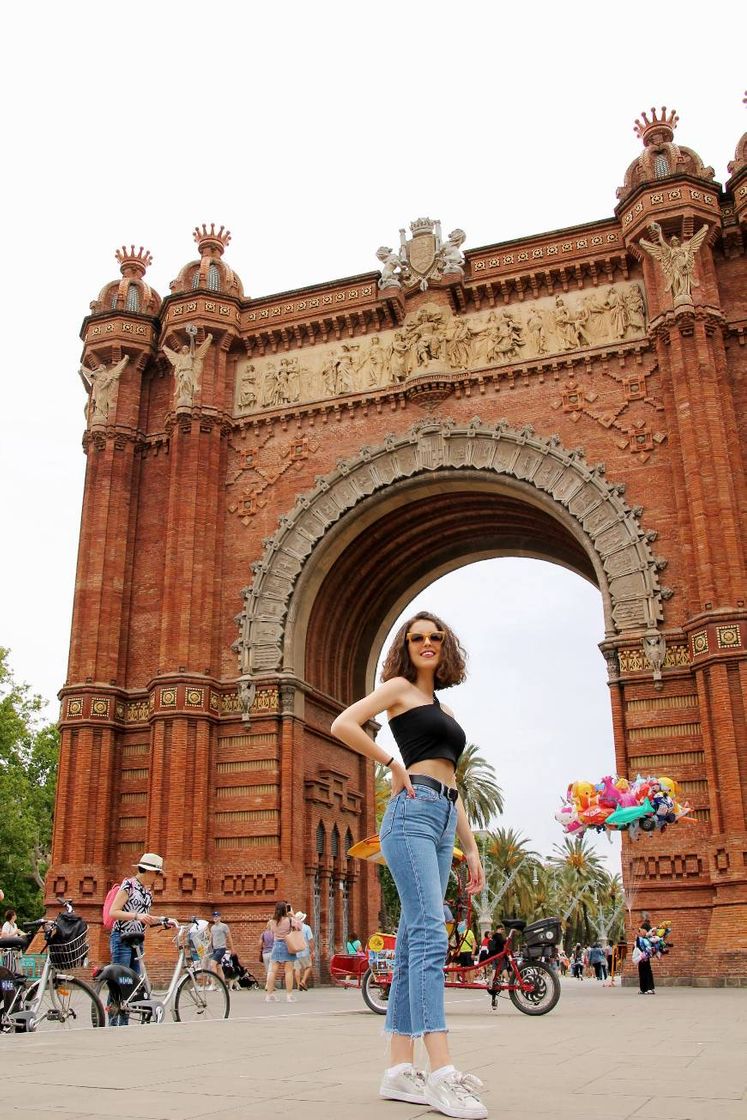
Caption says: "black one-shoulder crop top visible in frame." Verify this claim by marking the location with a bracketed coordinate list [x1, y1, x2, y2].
[388, 695, 466, 771]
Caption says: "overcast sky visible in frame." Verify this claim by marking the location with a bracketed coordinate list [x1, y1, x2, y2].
[1, 3, 743, 875]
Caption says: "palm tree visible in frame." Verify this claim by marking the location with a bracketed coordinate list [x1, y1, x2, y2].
[548, 835, 607, 947]
[455, 743, 504, 829]
[481, 827, 540, 922]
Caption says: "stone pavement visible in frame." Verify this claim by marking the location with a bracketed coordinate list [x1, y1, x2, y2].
[3, 980, 746, 1120]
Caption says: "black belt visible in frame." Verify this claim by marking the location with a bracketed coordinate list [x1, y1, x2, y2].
[411, 774, 459, 803]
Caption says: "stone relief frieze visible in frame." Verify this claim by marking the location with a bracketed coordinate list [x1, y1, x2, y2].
[234, 282, 647, 417]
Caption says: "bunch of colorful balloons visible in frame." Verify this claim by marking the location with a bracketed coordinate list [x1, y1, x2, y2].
[556, 775, 693, 839]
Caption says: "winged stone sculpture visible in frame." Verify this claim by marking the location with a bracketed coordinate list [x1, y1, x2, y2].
[639, 222, 709, 306]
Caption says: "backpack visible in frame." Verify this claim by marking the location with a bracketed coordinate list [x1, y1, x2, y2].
[103, 884, 122, 932]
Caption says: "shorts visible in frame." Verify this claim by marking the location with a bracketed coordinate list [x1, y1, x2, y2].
[458, 952, 475, 968]
[270, 940, 296, 963]
[294, 950, 311, 967]
[210, 947, 226, 963]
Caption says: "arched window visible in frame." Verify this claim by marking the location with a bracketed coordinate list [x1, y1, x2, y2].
[331, 826, 340, 860]
[207, 262, 220, 291]
[654, 153, 669, 178]
[191, 268, 200, 289]
[345, 829, 353, 856]
[316, 822, 326, 856]
[125, 284, 140, 312]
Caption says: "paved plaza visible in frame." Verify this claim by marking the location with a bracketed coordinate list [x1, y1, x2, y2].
[3, 979, 745, 1120]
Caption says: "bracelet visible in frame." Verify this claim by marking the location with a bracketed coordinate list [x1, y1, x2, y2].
[385, 756, 395, 767]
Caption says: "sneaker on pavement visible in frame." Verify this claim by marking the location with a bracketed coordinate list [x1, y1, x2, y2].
[379, 1067, 428, 1104]
[425, 1071, 487, 1119]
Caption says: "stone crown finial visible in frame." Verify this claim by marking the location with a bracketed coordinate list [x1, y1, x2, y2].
[193, 223, 231, 257]
[634, 106, 679, 146]
[115, 245, 153, 278]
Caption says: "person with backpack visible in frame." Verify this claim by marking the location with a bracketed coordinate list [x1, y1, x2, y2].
[106, 852, 164, 1025]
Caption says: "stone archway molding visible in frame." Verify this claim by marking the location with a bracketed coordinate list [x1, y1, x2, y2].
[234, 417, 671, 700]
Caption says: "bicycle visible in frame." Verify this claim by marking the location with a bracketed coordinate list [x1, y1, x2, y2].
[93, 917, 230, 1025]
[362, 918, 561, 1016]
[0, 899, 105, 1032]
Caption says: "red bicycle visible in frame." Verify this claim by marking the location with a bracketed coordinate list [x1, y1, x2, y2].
[344, 836, 562, 1017]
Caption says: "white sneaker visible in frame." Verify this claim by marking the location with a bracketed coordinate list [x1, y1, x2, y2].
[425, 1071, 487, 1119]
[379, 1067, 428, 1104]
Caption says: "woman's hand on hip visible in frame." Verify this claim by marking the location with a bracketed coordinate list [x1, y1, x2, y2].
[390, 761, 415, 798]
[465, 850, 485, 895]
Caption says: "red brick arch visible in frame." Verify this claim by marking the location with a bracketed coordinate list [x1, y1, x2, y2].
[236, 417, 669, 703]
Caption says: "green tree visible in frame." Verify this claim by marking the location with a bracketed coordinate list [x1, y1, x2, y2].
[0, 648, 59, 922]
[455, 743, 504, 829]
[373, 762, 400, 930]
[482, 827, 540, 921]
[548, 835, 607, 948]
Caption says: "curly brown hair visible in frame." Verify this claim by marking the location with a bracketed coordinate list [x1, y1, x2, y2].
[380, 610, 467, 690]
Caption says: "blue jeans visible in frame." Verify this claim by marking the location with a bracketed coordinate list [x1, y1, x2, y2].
[380, 784, 457, 1038]
[108, 928, 141, 1026]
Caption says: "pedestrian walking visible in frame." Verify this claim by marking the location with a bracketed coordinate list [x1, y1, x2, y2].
[208, 911, 233, 984]
[332, 609, 488, 1119]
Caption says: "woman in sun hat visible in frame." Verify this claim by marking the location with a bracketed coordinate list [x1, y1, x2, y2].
[106, 852, 164, 1024]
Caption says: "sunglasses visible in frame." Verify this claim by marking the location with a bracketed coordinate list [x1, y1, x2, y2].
[406, 631, 445, 645]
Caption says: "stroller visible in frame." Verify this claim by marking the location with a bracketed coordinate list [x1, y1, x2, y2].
[221, 951, 260, 990]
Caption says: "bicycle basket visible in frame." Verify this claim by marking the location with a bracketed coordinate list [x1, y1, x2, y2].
[524, 917, 561, 947]
[47, 928, 89, 968]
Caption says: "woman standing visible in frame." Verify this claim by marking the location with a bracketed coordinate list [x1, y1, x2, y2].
[635, 926, 656, 995]
[264, 902, 299, 1003]
[107, 852, 164, 1026]
[332, 610, 487, 1120]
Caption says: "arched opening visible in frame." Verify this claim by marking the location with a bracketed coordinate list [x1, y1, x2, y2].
[371, 556, 619, 873]
[300, 473, 601, 706]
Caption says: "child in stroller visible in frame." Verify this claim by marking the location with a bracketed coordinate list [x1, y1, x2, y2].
[220, 951, 260, 991]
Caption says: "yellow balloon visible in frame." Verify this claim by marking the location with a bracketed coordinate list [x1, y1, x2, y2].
[658, 775, 678, 796]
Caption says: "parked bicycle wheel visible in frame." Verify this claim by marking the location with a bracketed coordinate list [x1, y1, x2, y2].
[173, 968, 229, 1022]
[26, 976, 105, 1030]
[361, 968, 390, 1015]
[508, 962, 560, 1016]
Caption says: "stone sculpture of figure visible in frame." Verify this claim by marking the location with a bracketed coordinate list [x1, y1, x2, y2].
[276, 357, 301, 404]
[639, 221, 709, 306]
[357, 336, 387, 386]
[262, 362, 279, 407]
[239, 364, 257, 410]
[493, 310, 524, 359]
[389, 331, 410, 382]
[441, 228, 466, 276]
[623, 283, 646, 334]
[444, 317, 474, 369]
[525, 308, 546, 356]
[163, 329, 213, 407]
[604, 286, 628, 339]
[376, 245, 404, 290]
[81, 354, 129, 425]
[552, 296, 581, 351]
[406, 306, 446, 367]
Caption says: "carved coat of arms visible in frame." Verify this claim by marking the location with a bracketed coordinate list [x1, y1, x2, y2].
[377, 219, 466, 292]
